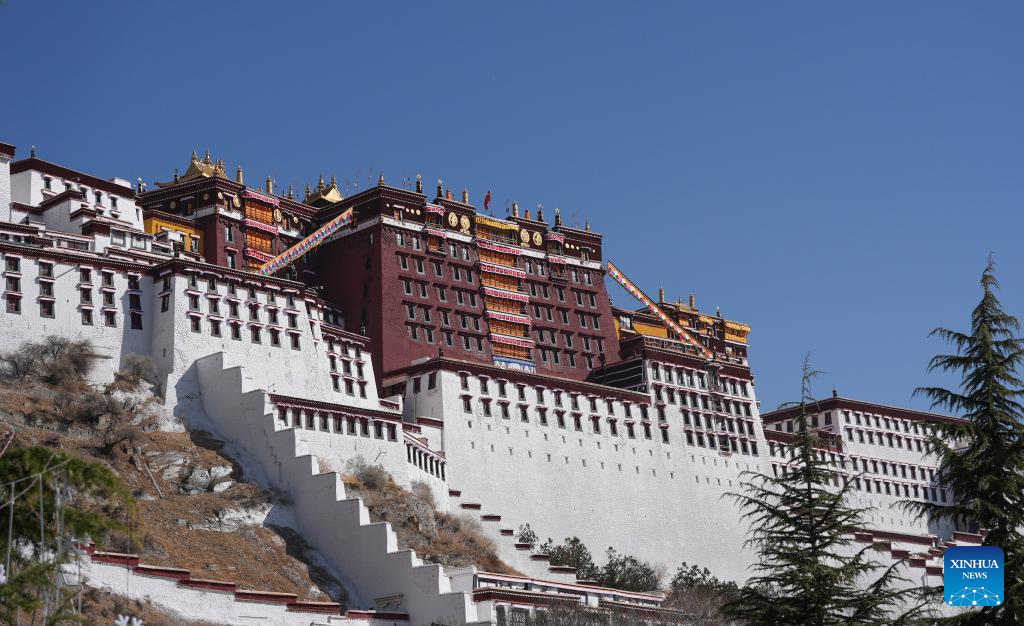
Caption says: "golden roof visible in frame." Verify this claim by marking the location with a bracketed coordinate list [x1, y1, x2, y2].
[304, 174, 344, 205]
[155, 150, 229, 188]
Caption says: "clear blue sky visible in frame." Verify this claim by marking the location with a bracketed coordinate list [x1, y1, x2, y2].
[2, 1, 1021, 412]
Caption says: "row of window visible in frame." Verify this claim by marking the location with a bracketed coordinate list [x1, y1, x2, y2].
[461, 396, 671, 443]
[842, 410, 939, 437]
[172, 273, 305, 310]
[456, 372, 652, 420]
[770, 463, 949, 503]
[2, 293, 144, 329]
[41, 176, 121, 211]
[401, 279, 481, 308]
[276, 406, 394, 439]
[845, 427, 927, 452]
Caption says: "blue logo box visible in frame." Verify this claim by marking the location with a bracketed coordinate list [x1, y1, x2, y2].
[944, 546, 1004, 607]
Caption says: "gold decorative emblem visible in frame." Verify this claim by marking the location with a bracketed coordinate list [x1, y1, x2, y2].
[202, 192, 210, 201]
[459, 215, 471, 232]
[448, 212, 459, 228]
[169, 200, 177, 209]
[292, 215, 299, 225]
[520, 230, 530, 243]
[274, 208, 283, 223]
[232, 196, 241, 208]
[532, 231, 542, 246]
[217, 192, 224, 200]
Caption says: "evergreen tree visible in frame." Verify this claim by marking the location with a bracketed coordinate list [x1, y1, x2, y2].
[0, 444, 136, 624]
[723, 358, 924, 625]
[906, 258, 1024, 624]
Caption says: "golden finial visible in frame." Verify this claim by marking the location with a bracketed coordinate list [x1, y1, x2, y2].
[378, 172, 385, 186]
[689, 294, 696, 308]
[555, 207, 562, 227]
[305, 183, 312, 199]
[461, 188, 469, 204]
[191, 149, 198, 162]
[288, 183, 294, 199]
[436, 179, 444, 198]
[236, 166, 244, 185]
[266, 176, 274, 195]
[512, 201, 519, 218]
[585, 220, 591, 232]
[317, 174, 325, 192]
[204, 149, 212, 164]
[415, 174, 423, 194]
[330, 175, 338, 189]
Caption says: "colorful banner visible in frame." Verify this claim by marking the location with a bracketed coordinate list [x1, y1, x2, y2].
[606, 260, 714, 359]
[425, 203, 446, 215]
[259, 208, 353, 276]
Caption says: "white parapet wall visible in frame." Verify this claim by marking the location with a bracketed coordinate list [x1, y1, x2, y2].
[64, 548, 409, 626]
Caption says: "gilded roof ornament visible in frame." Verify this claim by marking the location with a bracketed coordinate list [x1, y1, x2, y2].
[378, 172, 385, 186]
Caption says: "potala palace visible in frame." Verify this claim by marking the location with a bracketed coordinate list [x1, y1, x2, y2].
[0, 142, 975, 624]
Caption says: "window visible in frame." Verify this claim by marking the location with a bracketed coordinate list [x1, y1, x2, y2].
[230, 324, 241, 340]
[250, 327, 261, 343]
[40, 300, 54, 318]
[6, 295, 21, 314]
[130, 312, 143, 329]
[129, 294, 142, 311]
[190, 316, 201, 332]
[4, 257, 19, 273]
[39, 263, 53, 278]
[80, 288, 92, 304]
[290, 333, 300, 349]
[225, 225, 234, 242]
[81, 309, 93, 326]
[226, 251, 236, 269]
[5, 276, 19, 293]
[79, 268, 92, 284]
[104, 310, 117, 327]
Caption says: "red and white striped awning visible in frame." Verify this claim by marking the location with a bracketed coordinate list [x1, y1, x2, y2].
[480, 262, 525, 279]
[425, 228, 448, 239]
[425, 203, 445, 215]
[490, 333, 535, 348]
[245, 218, 279, 235]
[486, 310, 532, 326]
[241, 189, 280, 207]
[548, 255, 566, 265]
[244, 248, 274, 262]
[477, 239, 521, 256]
[547, 232, 565, 244]
[483, 286, 530, 303]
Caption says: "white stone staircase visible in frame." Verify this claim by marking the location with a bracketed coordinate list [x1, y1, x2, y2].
[443, 488, 577, 583]
[195, 353, 479, 626]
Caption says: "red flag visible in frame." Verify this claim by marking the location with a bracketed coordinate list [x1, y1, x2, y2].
[484, 190, 491, 211]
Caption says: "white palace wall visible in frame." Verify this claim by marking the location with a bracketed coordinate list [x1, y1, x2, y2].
[405, 368, 766, 583]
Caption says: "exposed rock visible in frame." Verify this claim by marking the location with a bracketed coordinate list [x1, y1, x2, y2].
[195, 503, 273, 532]
[182, 467, 211, 494]
[210, 465, 232, 480]
[212, 480, 233, 493]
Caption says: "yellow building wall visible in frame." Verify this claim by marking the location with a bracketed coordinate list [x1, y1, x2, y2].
[144, 217, 204, 255]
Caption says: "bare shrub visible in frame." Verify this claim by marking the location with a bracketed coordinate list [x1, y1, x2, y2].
[345, 456, 391, 491]
[113, 354, 155, 390]
[0, 336, 95, 386]
[411, 480, 437, 508]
